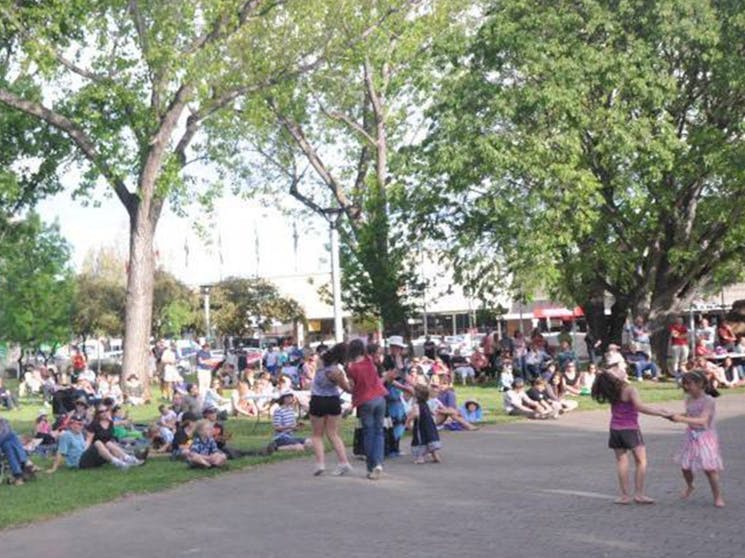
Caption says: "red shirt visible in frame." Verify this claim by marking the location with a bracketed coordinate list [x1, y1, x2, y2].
[346, 356, 387, 407]
[670, 324, 689, 346]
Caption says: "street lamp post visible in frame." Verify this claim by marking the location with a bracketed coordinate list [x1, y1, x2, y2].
[200, 284, 212, 342]
[325, 209, 344, 344]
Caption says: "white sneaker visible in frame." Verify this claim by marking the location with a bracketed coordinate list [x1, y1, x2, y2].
[367, 465, 382, 480]
[112, 458, 131, 470]
[124, 454, 145, 466]
[332, 463, 353, 476]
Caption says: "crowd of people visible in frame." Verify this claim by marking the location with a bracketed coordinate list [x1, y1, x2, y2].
[0, 315, 739, 491]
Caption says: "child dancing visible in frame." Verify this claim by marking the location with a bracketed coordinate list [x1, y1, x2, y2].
[670, 371, 725, 508]
[591, 371, 671, 504]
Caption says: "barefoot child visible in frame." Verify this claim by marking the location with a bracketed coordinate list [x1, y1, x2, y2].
[591, 371, 671, 504]
[670, 371, 725, 507]
[406, 384, 442, 464]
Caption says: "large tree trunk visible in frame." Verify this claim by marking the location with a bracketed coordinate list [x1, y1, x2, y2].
[647, 287, 691, 377]
[120, 205, 157, 402]
[607, 296, 630, 346]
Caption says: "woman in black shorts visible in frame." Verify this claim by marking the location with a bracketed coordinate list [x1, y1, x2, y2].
[309, 343, 352, 476]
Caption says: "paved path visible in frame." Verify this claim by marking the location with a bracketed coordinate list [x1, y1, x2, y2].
[2, 394, 744, 558]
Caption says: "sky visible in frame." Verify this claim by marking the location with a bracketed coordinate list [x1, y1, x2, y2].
[38, 184, 331, 288]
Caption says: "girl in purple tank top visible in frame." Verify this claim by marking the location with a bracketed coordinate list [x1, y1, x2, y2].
[592, 371, 672, 505]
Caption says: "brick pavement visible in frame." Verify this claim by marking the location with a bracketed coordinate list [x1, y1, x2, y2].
[1, 393, 743, 558]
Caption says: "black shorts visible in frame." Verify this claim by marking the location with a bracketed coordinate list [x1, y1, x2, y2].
[608, 429, 644, 450]
[79, 445, 107, 469]
[309, 395, 342, 417]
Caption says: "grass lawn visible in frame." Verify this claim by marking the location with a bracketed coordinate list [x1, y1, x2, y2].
[1, 378, 740, 529]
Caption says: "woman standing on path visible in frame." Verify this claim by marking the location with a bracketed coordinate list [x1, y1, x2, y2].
[309, 342, 353, 476]
[347, 340, 388, 480]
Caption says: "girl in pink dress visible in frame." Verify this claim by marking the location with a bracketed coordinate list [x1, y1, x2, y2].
[671, 371, 725, 507]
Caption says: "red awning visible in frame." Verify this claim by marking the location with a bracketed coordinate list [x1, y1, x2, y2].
[533, 306, 584, 319]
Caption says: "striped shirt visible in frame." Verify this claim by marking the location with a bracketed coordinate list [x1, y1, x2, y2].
[272, 406, 297, 435]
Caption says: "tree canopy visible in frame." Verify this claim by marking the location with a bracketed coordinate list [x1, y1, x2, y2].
[0, 215, 74, 353]
[238, 0, 472, 335]
[211, 276, 304, 337]
[415, 0, 745, 365]
[0, 0, 356, 381]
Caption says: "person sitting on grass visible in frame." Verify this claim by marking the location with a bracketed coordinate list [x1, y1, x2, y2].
[87, 405, 145, 467]
[268, 391, 312, 453]
[526, 378, 560, 418]
[0, 418, 41, 485]
[186, 419, 227, 469]
[47, 414, 138, 472]
[431, 378, 478, 431]
[560, 362, 583, 395]
[231, 378, 259, 418]
[0, 377, 18, 410]
[460, 399, 483, 423]
[111, 405, 143, 442]
[580, 363, 599, 395]
[203, 377, 232, 415]
[503, 378, 553, 419]
[171, 412, 199, 460]
[124, 374, 145, 405]
[34, 411, 58, 445]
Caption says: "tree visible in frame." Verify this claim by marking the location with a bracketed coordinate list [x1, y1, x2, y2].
[241, 0, 470, 335]
[0, 1, 354, 384]
[72, 272, 126, 349]
[152, 269, 201, 338]
[1, 81, 70, 239]
[416, 0, 745, 371]
[0, 215, 74, 367]
[211, 276, 305, 337]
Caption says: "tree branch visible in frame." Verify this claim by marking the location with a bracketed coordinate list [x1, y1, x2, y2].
[53, 50, 108, 82]
[268, 99, 361, 224]
[318, 103, 376, 146]
[0, 88, 135, 213]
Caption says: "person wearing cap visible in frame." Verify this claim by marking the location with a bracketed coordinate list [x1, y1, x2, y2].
[502, 378, 552, 419]
[382, 336, 410, 457]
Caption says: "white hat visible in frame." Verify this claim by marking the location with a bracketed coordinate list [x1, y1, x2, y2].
[388, 335, 406, 348]
[605, 352, 624, 366]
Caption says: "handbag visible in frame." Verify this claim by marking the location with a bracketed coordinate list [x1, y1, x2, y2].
[353, 427, 364, 456]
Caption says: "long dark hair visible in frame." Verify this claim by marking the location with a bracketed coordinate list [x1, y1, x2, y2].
[591, 371, 625, 404]
[321, 342, 348, 367]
